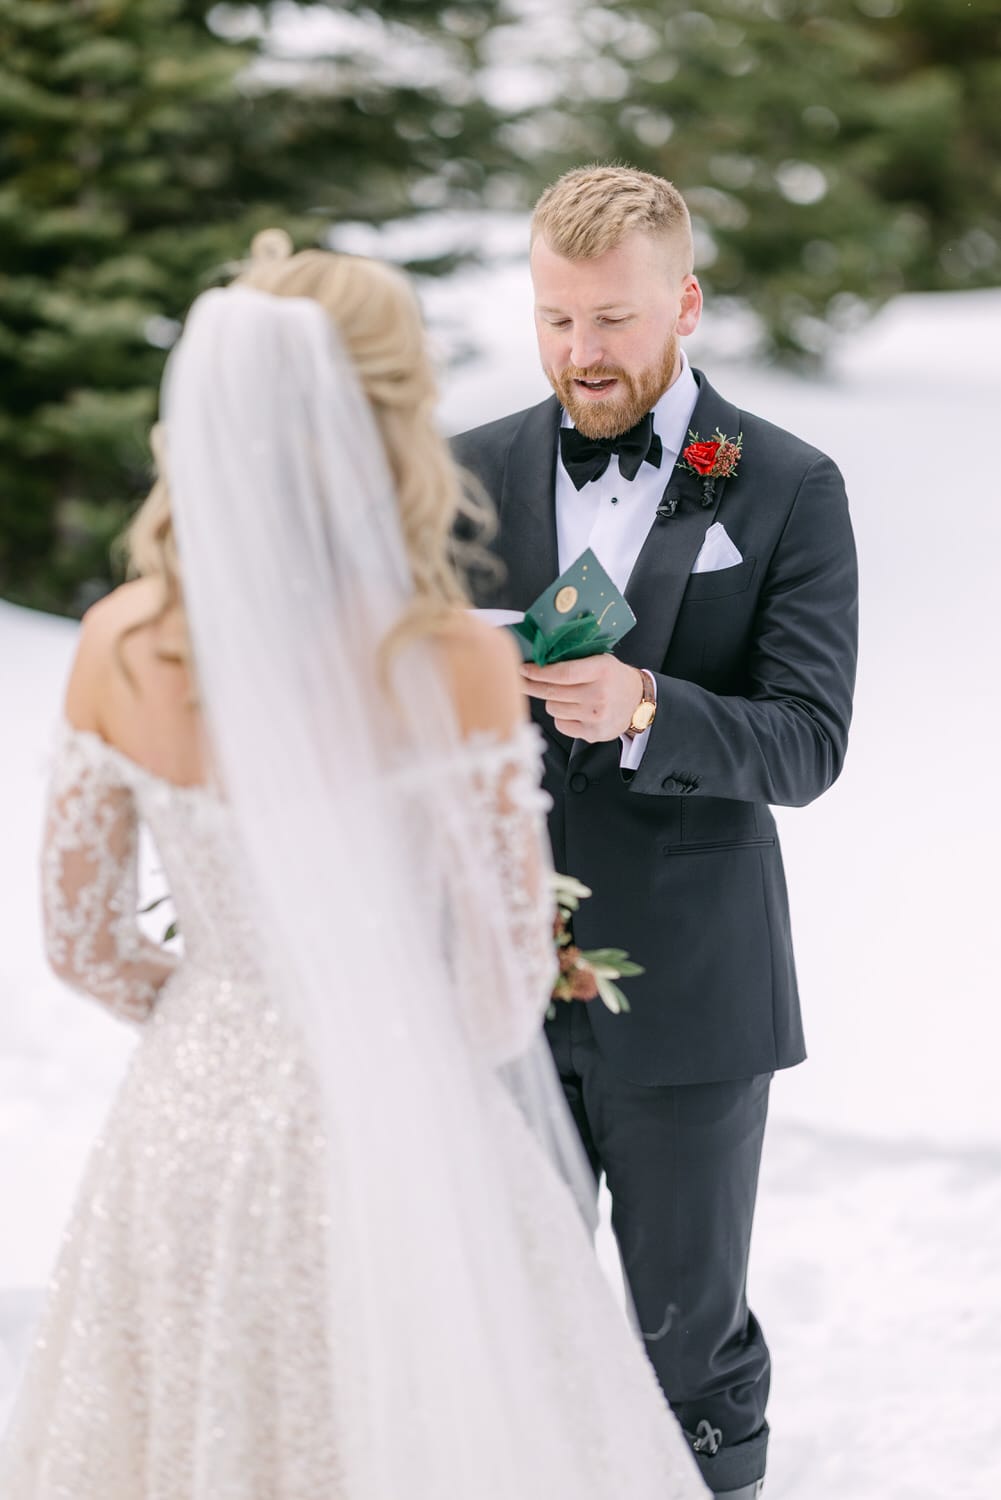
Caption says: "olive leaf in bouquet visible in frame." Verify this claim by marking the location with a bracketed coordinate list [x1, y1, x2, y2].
[549, 872, 644, 1018]
[140, 893, 179, 944]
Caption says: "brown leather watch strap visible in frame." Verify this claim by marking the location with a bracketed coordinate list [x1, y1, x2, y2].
[624, 669, 656, 739]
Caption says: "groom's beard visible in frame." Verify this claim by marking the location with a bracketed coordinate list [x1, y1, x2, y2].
[547, 333, 679, 439]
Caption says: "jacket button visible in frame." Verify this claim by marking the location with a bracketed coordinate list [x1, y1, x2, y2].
[662, 776, 679, 792]
[569, 771, 589, 793]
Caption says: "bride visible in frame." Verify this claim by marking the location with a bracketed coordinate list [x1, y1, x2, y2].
[0, 234, 706, 1499]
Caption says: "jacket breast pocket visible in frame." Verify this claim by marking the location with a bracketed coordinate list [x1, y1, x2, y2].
[682, 556, 757, 602]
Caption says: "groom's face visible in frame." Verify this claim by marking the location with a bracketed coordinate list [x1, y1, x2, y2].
[531, 229, 701, 439]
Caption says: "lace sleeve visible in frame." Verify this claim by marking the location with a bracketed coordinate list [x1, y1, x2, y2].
[41, 727, 179, 1024]
[452, 725, 558, 1066]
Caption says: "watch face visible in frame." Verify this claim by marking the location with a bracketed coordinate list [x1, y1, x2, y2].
[632, 702, 656, 732]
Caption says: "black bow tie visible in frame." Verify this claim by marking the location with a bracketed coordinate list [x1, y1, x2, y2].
[559, 412, 663, 491]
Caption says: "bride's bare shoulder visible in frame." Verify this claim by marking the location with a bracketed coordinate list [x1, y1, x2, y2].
[72, 577, 174, 673]
[82, 577, 169, 636]
[434, 610, 527, 740]
[64, 578, 180, 731]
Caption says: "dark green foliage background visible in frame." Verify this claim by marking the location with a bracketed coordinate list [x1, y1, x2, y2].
[540, 0, 1001, 355]
[0, 0, 510, 613]
[1, 0, 998, 615]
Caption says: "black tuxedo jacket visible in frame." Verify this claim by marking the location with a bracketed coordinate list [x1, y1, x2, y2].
[453, 370, 858, 1085]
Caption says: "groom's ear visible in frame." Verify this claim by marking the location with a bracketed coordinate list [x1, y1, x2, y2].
[677, 275, 702, 338]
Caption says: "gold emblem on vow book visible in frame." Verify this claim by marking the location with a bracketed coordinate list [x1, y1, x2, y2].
[504, 549, 637, 664]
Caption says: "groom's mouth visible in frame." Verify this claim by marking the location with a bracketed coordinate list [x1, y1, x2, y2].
[574, 377, 618, 397]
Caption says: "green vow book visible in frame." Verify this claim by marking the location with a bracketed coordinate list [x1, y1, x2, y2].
[507, 549, 637, 666]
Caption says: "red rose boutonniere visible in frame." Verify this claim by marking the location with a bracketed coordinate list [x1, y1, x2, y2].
[680, 428, 743, 508]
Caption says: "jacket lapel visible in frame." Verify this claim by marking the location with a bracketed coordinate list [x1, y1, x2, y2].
[496, 395, 561, 610]
[569, 370, 743, 771]
[494, 395, 571, 753]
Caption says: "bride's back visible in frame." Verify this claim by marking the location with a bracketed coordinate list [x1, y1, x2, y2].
[64, 576, 526, 787]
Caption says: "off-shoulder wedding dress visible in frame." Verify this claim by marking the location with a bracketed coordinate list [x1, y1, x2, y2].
[0, 719, 706, 1500]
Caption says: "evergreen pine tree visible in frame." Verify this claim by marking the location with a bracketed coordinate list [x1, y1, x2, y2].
[527, 0, 1001, 356]
[0, 0, 508, 613]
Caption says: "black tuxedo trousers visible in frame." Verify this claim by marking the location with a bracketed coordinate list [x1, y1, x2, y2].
[550, 1001, 772, 1491]
[454, 370, 858, 1489]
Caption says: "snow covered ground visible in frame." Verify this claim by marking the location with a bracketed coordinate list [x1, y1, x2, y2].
[2, 274, 999, 1496]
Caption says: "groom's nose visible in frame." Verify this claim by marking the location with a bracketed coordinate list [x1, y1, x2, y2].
[568, 325, 606, 371]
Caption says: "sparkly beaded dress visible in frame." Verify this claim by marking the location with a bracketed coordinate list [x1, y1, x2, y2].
[0, 719, 707, 1500]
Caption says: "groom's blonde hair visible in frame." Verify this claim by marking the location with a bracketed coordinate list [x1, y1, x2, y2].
[531, 165, 694, 274]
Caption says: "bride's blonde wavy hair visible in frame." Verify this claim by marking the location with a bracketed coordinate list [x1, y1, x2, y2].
[122, 229, 494, 680]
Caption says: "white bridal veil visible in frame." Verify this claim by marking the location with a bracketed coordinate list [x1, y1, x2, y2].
[162, 284, 607, 1497]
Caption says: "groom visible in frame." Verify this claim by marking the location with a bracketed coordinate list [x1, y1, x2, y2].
[454, 166, 858, 1498]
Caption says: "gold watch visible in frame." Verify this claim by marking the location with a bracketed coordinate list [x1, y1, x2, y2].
[624, 669, 656, 739]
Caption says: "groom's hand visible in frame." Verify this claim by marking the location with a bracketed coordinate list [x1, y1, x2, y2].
[520, 656, 644, 742]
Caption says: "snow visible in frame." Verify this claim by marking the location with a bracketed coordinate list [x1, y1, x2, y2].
[2, 274, 1000, 1496]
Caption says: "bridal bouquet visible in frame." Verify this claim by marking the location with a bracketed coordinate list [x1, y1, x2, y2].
[145, 869, 643, 1019]
[549, 873, 643, 1017]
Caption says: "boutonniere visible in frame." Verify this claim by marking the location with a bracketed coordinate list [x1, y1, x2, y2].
[655, 428, 743, 519]
[680, 428, 743, 507]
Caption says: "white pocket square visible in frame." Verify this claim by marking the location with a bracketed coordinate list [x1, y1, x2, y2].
[690, 522, 743, 575]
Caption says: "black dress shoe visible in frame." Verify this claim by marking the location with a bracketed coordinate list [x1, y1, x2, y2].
[714, 1483, 765, 1499]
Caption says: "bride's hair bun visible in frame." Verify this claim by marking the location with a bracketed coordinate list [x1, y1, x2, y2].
[249, 227, 294, 265]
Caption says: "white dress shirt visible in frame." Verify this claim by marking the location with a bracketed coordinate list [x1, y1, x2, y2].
[555, 351, 700, 767]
